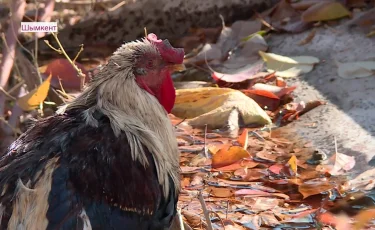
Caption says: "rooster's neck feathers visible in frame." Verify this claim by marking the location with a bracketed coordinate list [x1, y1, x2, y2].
[58, 40, 179, 197]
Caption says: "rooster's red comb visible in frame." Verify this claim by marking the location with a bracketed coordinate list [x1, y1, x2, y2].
[147, 33, 184, 64]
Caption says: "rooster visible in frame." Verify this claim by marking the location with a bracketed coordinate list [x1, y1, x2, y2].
[0, 33, 184, 230]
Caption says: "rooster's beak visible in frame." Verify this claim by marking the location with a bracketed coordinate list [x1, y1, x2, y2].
[167, 64, 186, 72]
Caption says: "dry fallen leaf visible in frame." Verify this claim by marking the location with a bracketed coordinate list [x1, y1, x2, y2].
[336, 61, 375, 79]
[301, 2, 351, 22]
[207, 187, 235, 198]
[353, 209, 375, 230]
[255, 150, 278, 163]
[347, 168, 375, 190]
[347, 7, 375, 33]
[212, 160, 258, 172]
[211, 60, 264, 83]
[298, 179, 334, 198]
[173, 87, 272, 129]
[184, 20, 263, 65]
[39, 58, 89, 91]
[212, 145, 250, 168]
[237, 129, 249, 149]
[250, 83, 296, 98]
[241, 89, 280, 111]
[17, 74, 52, 111]
[330, 152, 355, 175]
[181, 209, 204, 228]
[259, 212, 281, 227]
[287, 155, 298, 175]
[259, 51, 319, 78]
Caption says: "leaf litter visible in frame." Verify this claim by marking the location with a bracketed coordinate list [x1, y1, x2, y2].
[172, 1, 375, 229]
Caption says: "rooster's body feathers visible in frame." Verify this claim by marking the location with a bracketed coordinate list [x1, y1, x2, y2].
[0, 109, 177, 230]
[0, 33, 183, 230]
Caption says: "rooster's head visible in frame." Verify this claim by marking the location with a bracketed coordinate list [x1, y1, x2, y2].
[103, 33, 185, 113]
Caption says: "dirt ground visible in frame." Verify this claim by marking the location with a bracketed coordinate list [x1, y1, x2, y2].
[267, 22, 375, 175]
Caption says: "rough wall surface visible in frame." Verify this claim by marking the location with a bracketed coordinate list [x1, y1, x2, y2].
[26, 0, 271, 59]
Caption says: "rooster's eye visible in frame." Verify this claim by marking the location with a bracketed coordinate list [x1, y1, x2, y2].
[135, 68, 147, 75]
[146, 60, 154, 68]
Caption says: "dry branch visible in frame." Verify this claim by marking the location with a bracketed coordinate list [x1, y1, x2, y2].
[0, 0, 26, 134]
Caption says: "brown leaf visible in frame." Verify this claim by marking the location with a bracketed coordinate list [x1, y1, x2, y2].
[237, 129, 249, 149]
[255, 150, 278, 162]
[318, 212, 352, 230]
[189, 175, 204, 189]
[270, 0, 300, 22]
[269, 164, 284, 175]
[212, 145, 250, 168]
[250, 83, 296, 98]
[234, 168, 268, 181]
[235, 189, 289, 200]
[241, 89, 281, 111]
[181, 166, 201, 174]
[181, 177, 191, 188]
[212, 160, 259, 172]
[301, 2, 351, 22]
[353, 209, 375, 230]
[346, 0, 366, 8]
[275, 77, 286, 87]
[347, 168, 375, 190]
[348, 8, 375, 33]
[237, 215, 261, 229]
[246, 198, 280, 212]
[298, 179, 334, 198]
[181, 209, 204, 228]
[207, 187, 235, 198]
[260, 212, 281, 227]
[39, 58, 89, 91]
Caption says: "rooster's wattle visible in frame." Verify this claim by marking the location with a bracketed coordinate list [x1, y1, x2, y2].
[0, 33, 184, 230]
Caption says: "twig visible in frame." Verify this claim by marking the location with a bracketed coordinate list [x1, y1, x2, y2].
[44, 33, 86, 90]
[36, 0, 55, 38]
[57, 77, 66, 94]
[44, 40, 62, 53]
[0, 0, 26, 134]
[0, 87, 16, 101]
[34, 0, 39, 62]
[324, 24, 341, 34]
[72, 44, 84, 63]
[250, 131, 265, 141]
[177, 209, 185, 230]
[198, 191, 213, 230]
[174, 117, 186, 128]
[226, 200, 229, 219]
[108, 1, 126, 11]
[1, 33, 22, 84]
[254, 11, 277, 32]
[209, 210, 225, 230]
[204, 124, 208, 158]
[0, 0, 26, 87]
